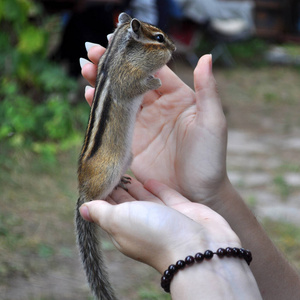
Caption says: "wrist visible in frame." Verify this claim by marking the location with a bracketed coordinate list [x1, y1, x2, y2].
[170, 254, 261, 299]
[195, 174, 239, 212]
[180, 173, 235, 212]
[157, 226, 242, 275]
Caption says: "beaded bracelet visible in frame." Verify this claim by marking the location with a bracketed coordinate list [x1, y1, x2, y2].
[161, 247, 252, 293]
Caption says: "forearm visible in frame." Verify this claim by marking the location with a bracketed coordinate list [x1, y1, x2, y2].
[204, 175, 300, 299]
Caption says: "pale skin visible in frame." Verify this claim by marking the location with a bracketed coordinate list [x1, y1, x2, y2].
[80, 178, 261, 299]
[80, 43, 300, 299]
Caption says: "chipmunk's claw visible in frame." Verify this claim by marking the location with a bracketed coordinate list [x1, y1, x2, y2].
[116, 176, 131, 191]
[121, 176, 132, 185]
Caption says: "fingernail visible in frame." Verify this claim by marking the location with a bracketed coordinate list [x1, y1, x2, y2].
[79, 57, 90, 68]
[85, 41, 100, 52]
[80, 204, 92, 222]
[107, 33, 113, 42]
[85, 85, 93, 93]
[207, 54, 213, 72]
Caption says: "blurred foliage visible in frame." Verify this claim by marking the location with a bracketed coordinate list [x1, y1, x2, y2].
[0, 0, 87, 162]
[227, 38, 268, 64]
[196, 37, 268, 67]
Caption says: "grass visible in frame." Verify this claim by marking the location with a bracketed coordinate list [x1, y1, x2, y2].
[138, 285, 171, 300]
[215, 65, 300, 133]
[263, 218, 300, 272]
[196, 37, 268, 67]
[0, 145, 79, 282]
[273, 175, 292, 199]
[280, 43, 300, 57]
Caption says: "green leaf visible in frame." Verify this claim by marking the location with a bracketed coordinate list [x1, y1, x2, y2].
[2, 0, 26, 23]
[17, 25, 45, 54]
[0, 79, 18, 97]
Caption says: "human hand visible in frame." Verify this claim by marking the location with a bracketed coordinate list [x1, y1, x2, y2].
[81, 44, 228, 203]
[79, 177, 240, 273]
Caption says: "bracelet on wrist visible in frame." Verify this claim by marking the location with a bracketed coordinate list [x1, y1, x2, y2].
[161, 247, 252, 293]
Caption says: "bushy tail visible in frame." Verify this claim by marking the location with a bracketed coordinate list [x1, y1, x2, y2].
[76, 197, 117, 300]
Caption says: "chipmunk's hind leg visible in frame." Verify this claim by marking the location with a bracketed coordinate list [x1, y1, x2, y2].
[115, 152, 133, 191]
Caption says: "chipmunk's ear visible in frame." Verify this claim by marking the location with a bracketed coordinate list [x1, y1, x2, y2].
[118, 12, 132, 25]
[130, 19, 141, 37]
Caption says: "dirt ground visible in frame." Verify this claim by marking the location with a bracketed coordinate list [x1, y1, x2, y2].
[1, 58, 300, 299]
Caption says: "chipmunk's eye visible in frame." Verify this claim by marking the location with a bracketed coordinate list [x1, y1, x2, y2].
[154, 34, 165, 43]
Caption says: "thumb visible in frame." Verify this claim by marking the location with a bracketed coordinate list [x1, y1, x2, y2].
[194, 54, 223, 116]
[79, 200, 113, 228]
[194, 55, 226, 132]
[80, 201, 124, 251]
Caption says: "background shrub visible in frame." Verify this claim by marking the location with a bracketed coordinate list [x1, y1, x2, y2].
[0, 0, 87, 162]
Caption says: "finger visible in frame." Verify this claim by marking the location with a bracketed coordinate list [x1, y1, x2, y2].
[110, 186, 136, 204]
[155, 65, 186, 95]
[106, 196, 117, 205]
[144, 179, 189, 206]
[126, 177, 162, 204]
[81, 62, 98, 87]
[84, 86, 95, 106]
[141, 90, 160, 107]
[87, 44, 106, 64]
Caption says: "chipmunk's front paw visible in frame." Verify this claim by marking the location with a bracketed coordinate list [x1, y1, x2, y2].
[116, 176, 131, 191]
[146, 76, 161, 90]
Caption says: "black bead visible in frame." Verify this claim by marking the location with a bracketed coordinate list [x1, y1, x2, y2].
[176, 260, 186, 269]
[185, 255, 195, 265]
[195, 252, 204, 262]
[232, 247, 240, 257]
[239, 248, 246, 258]
[161, 279, 170, 293]
[161, 275, 170, 285]
[225, 247, 233, 257]
[204, 250, 214, 259]
[216, 248, 225, 258]
[163, 269, 172, 279]
[244, 250, 253, 265]
[161, 247, 253, 294]
[168, 264, 177, 275]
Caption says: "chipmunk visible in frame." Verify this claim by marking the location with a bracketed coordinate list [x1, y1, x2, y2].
[76, 12, 176, 300]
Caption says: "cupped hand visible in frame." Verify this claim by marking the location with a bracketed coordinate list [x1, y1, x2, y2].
[81, 45, 228, 203]
[79, 177, 240, 273]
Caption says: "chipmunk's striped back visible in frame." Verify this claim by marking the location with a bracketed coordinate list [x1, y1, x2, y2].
[79, 21, 128, 162]
[76, 12, 175, 300]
